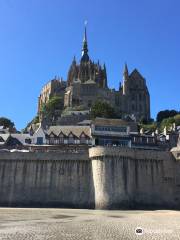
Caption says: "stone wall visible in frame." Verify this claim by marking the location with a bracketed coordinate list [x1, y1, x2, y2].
[89, 147, 180, 209]
[0, 152, 94, 208]
[0, 147, 180, 209]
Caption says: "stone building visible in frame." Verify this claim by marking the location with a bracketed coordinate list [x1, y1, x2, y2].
[116, 64, 150, 121]
[64, 27, 111, 109]
[38, 25, 150, 122]
[38, 77, 66, 120]
[91, 117, 137, 147]
[46, 125, 91, 145]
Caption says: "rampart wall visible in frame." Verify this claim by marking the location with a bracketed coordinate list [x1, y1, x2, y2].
[89, 147, 180, 209]
[0, 152, 94, 208]
[0, 147, 180, 209]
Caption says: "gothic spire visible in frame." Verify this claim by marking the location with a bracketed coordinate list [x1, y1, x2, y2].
[123, 62, 129, 95]
[81, 22, 89, 62]
[72, 55, 76, 64]
[83, 24, 87, 44]
[123, 62, 129, 83]
[123, 62, 129, 78]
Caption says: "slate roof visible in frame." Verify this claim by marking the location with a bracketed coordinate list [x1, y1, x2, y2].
[0, 136, 5, 142]
[93, 118, 133, 126]
[129, 69, 144, 80]
[5, 136, 23, 146]
[77, 120, 92, 126]
[47, 126, 91, 138]
[0, 134, 31, 145]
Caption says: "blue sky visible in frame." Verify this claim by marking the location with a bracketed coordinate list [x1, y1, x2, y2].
[0, 0, 179, 130]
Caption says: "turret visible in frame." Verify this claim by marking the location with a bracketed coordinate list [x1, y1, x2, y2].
[103, 63, 108, 88]
[67, 56, 78, 86]
[119, 82, 121, 91]
[122, 63, 129, 95]
[72, 55, 76, 65]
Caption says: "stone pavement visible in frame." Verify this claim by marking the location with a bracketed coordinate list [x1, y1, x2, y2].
[0, 208, 180, 240]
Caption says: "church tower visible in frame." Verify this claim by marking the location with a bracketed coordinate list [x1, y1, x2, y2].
[66, 24, 108, 88]
[64, 24, 112, 109]
[120, 64, 151, 121]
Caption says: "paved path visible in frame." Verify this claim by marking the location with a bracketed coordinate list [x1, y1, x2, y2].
[0, 208, 180, 240]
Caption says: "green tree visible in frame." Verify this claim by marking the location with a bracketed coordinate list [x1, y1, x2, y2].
[42, 96, 64, 118]
[174, 114, 180, 125]
[160, 114, 180, 131]
[91, 101, 116, 119]
[23, 115, 39, 133]
[139, 122, 157, 132]
[0, 117, 14, 129]
[156, 110, 179, 122]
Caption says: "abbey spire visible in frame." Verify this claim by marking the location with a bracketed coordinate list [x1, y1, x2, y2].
[81, 23, 90, 62]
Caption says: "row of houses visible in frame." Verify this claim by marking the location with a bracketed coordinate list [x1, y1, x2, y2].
[0, 118, 179, 151]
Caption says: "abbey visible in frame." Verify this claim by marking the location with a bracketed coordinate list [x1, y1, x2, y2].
[38, 26, 150, 122]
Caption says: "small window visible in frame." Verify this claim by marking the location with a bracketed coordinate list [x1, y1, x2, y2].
[68, 133, 74, 144]
[37, 137, 43, 145]
[139, 93, 142, 101]
[25, 138, 31, 144]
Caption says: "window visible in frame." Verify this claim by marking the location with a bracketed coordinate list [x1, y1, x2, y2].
[54, 138, 59, 145]
[59, 136, 64, 144]
[95, 126, 127, 133]
[118, 140, 129, 146]
[37, 137, 43, 145]
[25, 138, 31, 144]
[139, 93, 142, 101]
[148, 138, 153, 143]
[80, 133, 86, 144]
[49, 137, 54, 145]
[59, 133, 64, 144]
[68, 133, 74, 144]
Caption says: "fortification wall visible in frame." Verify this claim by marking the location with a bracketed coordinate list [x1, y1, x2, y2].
[0, 152, 94, 208]
[89, 147, 180, 209]
[0, 148, 180, 209]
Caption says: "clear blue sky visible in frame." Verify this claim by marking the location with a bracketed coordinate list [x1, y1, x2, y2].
[0, 0, 179, 130]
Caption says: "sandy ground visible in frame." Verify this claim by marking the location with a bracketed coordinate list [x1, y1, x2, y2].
[0, 208, 180, 240]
